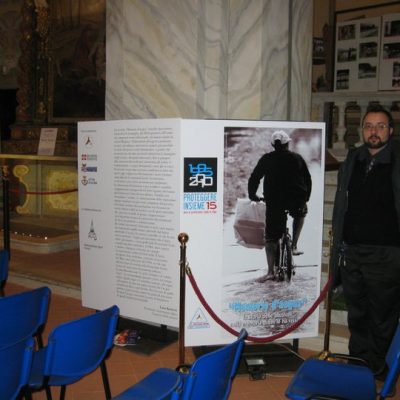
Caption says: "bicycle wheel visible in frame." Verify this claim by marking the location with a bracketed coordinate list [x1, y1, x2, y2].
[276, 240, 285, 282]
[282, 239, 293, 282]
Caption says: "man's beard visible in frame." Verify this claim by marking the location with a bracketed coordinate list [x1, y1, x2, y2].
[364, 134, 390, 149]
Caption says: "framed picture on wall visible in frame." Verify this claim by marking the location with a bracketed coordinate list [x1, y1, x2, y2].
[379, 13, 400, 90]
[48, 0, 106, 123]
[313, 37, 325, 65]
[333, 1, 400, 92]
[334, 17, 381, 92]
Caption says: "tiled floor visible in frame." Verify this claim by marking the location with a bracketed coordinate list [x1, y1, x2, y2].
[5, 248, 400, 399]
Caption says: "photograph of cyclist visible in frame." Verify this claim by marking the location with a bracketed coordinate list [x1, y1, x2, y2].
[222, 125, 324, 338]
[331, 104, 400, 379]
[248, 130, 312, 282]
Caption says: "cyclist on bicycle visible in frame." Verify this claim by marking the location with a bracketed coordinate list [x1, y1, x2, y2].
[248, 130, 312, 281]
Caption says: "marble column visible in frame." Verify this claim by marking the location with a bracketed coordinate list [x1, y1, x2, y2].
[106, 0, 312, 122]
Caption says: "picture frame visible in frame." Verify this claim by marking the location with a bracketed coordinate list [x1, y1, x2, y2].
[48, 0, 106, 123]
[379, 12, 400, 90]
[332, 1, 400, 91]
[335, 1, 400, 25]
[313, 37, 325, 65]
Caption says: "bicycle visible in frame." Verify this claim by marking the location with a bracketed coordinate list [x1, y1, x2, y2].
[257, 199, 296, 282]
[274, 214, 295, 282]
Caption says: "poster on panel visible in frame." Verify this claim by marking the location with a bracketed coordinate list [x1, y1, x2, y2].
[181, 120, 325, 346]
[379, 13, 400, 90]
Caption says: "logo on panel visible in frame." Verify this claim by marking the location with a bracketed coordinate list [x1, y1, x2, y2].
[183, 158, 218, 214]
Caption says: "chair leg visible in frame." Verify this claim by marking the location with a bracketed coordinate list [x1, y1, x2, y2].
[37, 333, 44, 349]
[59, 385, 66, 400]
[45, 384, 53, 400]
[100, 360, 112, 399]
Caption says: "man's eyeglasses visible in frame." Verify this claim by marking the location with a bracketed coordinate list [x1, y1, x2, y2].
[362, 123, 390, 131]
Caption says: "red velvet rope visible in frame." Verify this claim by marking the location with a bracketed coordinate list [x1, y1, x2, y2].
[187, 270, 333, 343]
[8, 188, 78, 195]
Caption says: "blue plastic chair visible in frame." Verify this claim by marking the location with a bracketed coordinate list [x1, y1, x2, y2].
[0, 337, 35, 400]
[0, 286, 50, 348]
[113, 368, 182, 400]
[27, 305, 119, 400]
[113, 328, 247, 400]
[0, 249, 9, 296]
[285, 322, 400, 400]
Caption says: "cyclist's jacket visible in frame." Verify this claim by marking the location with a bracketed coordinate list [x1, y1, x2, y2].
[248, 148, 312, 206]
[331, 140, 400, 288]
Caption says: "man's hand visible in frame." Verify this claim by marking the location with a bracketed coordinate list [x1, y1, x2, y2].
[249, 195, 261, 202]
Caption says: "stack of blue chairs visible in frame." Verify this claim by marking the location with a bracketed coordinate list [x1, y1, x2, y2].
[25, 305, 119, 400]
[0, 337, 35, 400]
[0, 286, 51, 399]
[0, 282, 247, 400]
[0, 285, 119, 400]
[0, 286, 50, 348]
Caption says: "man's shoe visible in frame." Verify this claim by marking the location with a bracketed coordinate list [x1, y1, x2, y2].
[292, 247, 304, 256]
[256, 274, 275, 283]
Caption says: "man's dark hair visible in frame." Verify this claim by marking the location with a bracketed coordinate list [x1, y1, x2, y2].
[362, 103, 394, 128]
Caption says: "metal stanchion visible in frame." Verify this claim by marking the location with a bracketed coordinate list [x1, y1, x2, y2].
[178, 232, 189, 366]
[318, 230, 334, 360]
[1, 165, 10, 257]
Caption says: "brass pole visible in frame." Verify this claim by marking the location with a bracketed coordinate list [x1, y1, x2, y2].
[318, 230, 333, 360]
[178, 232, 189, 366]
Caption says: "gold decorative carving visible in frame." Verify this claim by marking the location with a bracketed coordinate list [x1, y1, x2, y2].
[1, 165, 10, 181]
[35, 1, 49, 42]
[13, 164, 31, 215]
[45, 170, 78, 214]
[34, 0, 49, 122]
[16, 0, 36, 123]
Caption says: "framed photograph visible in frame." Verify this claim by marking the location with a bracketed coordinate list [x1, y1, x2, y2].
[313, 37, 325, 65]
[380, 13, 400, 90]
[384, 18, 400, 37]
[48, 0, 106, 123]
[360, 21, 379, 38]
[334, 2, 400, 92]
[334, 17, 381, 92]
[359, 42, 378, 58]
[338, 24, 356, 41]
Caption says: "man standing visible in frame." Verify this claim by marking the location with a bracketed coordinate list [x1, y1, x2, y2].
[248, 130, 312, 281]
[331, 104, 400, 378]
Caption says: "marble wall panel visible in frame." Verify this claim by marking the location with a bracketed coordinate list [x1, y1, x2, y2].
[290, 0, 313, 121]
[106, 0, 124, 119]
[260, 0, 290, 120]
[197, 0, 229, 118]
[227, 0, 265, 119]
[119, 0, 200, 118]
[106, 0, 312, 121]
